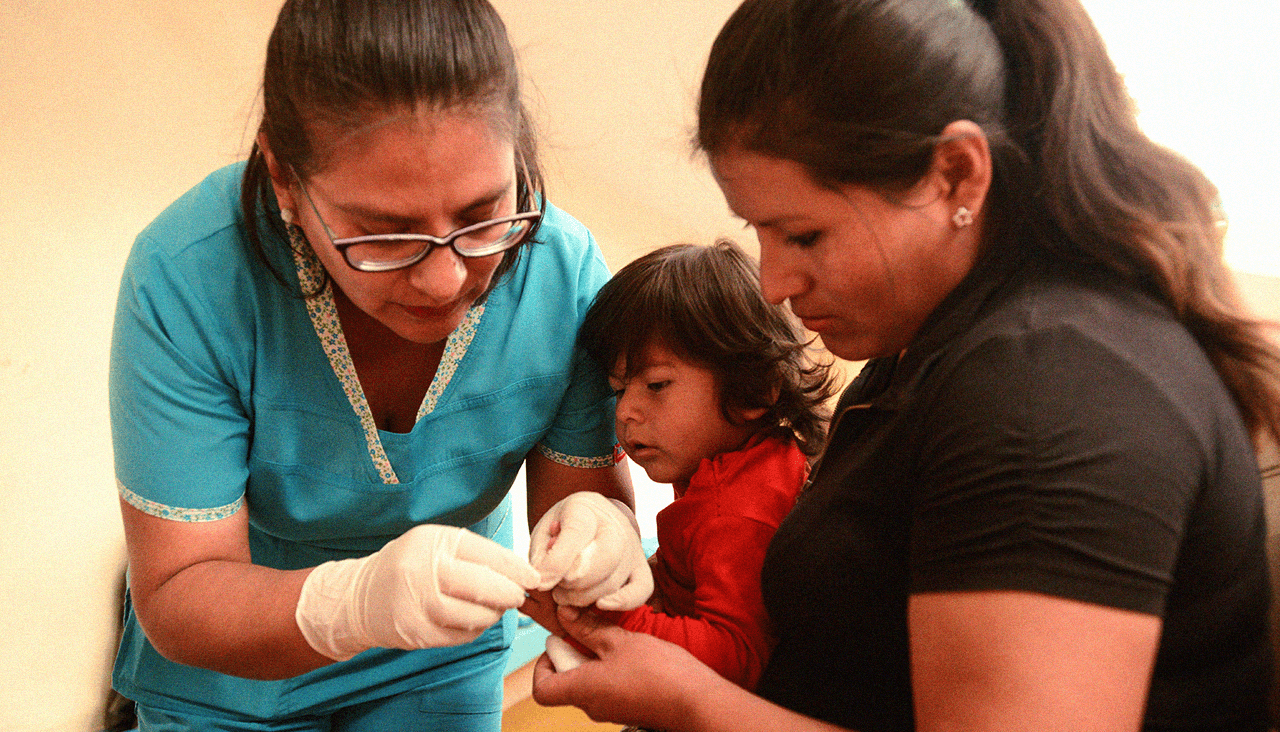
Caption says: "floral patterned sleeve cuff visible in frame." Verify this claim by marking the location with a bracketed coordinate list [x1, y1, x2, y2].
[536, 443, 623, 469]
[117, 480, 244, 523]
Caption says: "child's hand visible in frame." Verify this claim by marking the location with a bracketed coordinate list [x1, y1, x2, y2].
[520, 589, 566, 637]
[521, 589, 606, 663]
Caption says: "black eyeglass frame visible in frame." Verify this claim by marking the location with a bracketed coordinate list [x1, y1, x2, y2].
[291, 169, 542, 273]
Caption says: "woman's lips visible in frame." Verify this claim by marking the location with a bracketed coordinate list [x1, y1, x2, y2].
[796, 314, 834, 333]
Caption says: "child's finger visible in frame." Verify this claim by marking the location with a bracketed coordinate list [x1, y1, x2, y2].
[556, 604, 615, 657]
[527, 519, 565, 587]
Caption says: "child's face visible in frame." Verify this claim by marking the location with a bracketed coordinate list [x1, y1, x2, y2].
[609, 341, 765, 485]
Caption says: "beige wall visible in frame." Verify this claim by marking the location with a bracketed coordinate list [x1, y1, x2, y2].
[1, 4, 277, 731]
[0, 2, 1275, 731]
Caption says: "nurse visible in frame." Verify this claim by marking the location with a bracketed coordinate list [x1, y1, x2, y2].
[109, 0, 649, 729]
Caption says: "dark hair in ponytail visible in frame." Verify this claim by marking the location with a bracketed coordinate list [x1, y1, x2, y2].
[697, 0, 1280, 447]
[239, 0, 544, 295]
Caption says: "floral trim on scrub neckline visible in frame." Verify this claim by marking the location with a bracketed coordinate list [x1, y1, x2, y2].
[290, 225, 483, 485]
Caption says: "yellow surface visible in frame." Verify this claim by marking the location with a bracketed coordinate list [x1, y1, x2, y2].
[502, 696, 623, 732]
[501, 659, 622, 731]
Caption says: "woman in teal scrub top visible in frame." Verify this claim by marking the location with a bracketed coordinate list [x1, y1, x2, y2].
[108, 1, 649, 729]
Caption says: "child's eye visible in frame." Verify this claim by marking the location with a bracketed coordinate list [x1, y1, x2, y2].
[612, 387, 626, 399]
[646, 380, 670, 392]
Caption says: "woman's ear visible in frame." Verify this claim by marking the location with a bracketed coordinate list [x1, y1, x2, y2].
[258, 133, 298, 219]
[931, 120, 992, 217]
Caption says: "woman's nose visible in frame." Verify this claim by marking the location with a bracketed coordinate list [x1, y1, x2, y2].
[757, 236, 806, 306]
[406, 245, 468, 302]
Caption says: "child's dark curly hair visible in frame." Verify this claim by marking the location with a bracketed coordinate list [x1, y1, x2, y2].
[579, 240, 838, 455]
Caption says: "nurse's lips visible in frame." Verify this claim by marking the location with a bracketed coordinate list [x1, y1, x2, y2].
[401, 303, 456, 319]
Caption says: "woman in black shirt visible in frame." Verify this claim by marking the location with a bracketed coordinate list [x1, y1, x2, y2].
[533, 0, 1280, 730]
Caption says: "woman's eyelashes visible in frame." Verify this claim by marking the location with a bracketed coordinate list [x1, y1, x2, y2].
[786, 230, 821, 247]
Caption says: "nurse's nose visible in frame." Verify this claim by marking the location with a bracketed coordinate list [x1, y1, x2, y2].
[406, 245, 469, 303]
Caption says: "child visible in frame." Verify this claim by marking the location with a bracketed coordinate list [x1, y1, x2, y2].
[552, 240, 837, 691]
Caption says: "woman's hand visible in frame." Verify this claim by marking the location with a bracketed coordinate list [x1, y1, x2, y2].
[529, 491, 653, 610]
[295, 524, 541, 660]
[532, 605, 715, 729]
[534, 605, 857, 732]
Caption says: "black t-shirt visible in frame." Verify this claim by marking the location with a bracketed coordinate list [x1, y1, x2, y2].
[756, 244, 1272, 731]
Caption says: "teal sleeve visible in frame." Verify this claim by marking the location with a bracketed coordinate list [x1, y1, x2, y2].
[533, 220, 619, 467]
[110, 234, 250, 520]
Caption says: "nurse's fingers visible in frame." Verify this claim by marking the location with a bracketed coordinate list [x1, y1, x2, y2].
[454, 528, 541, 590]
[593, 565, 654, 611]
[533, 506, 602, 589]
[439, 556, 533, 611]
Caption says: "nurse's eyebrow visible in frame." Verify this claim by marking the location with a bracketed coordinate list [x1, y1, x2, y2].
[333, 179, 515, 225]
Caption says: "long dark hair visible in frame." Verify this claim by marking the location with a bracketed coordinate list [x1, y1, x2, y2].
[578, 240, 837, 455]
[697, 0, 1280, 447]
[240, 0, 545, 295]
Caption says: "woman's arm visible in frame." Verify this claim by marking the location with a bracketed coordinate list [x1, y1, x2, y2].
[120, 499, 330, 680]
[533, 594, 1160, 732]
[909, 590, 1159, 732]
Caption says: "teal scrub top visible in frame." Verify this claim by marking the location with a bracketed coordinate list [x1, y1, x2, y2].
[109, 163, 618, 719]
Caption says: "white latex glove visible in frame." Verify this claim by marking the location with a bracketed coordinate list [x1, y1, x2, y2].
[528, 491, 653, 610]
[296, 524, 540, 661]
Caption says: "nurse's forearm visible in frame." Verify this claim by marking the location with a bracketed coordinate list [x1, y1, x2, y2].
[132, 560, 332, 680]
[120, 498, 332, 679]
[524, 449, 634, 527]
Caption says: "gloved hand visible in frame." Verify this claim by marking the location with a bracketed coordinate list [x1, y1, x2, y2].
[296, 524, 541, 661]
[529, 492, 653, 611]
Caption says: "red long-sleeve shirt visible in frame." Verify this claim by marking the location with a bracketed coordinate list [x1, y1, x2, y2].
[617, 434, 808, 689]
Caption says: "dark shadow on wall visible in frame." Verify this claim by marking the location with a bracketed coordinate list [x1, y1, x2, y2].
[103, 571, 137, 732]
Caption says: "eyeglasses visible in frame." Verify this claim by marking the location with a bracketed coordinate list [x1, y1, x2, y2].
[293, 172, 541, 273]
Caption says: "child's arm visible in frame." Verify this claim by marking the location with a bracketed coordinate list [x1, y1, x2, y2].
[616, 514, 776, 689]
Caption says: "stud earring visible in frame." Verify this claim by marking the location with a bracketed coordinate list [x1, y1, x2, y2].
[952, 206, 974, 229]
[280, 208, 295, 225]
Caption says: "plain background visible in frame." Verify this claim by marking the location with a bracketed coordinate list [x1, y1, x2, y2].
[1, 2, 1276, 730]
